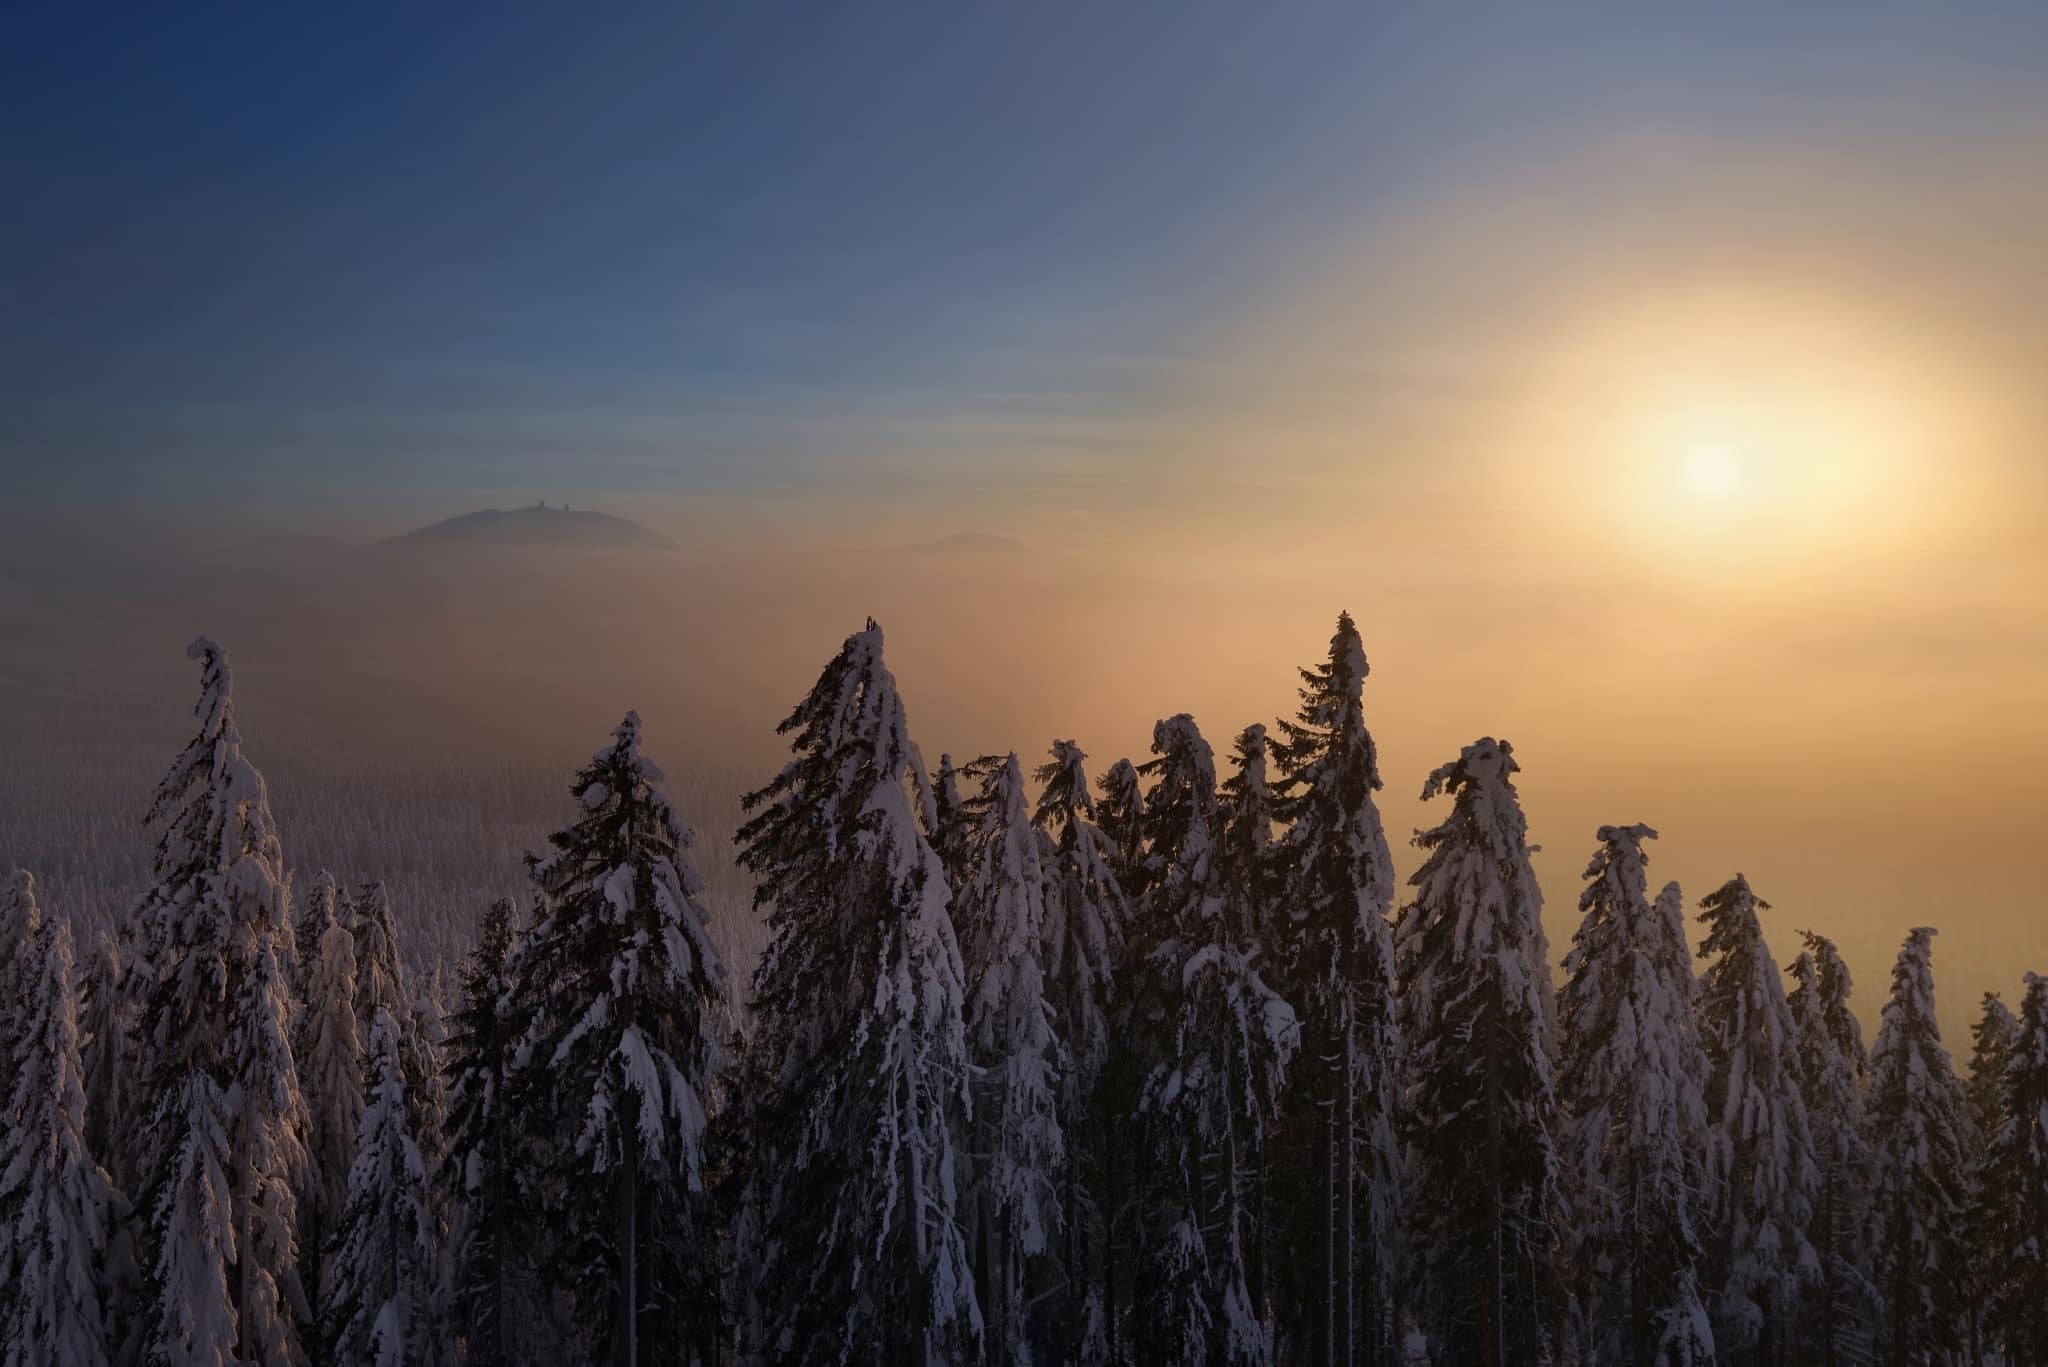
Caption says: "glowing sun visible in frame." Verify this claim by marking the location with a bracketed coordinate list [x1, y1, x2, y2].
[1681, 441, 1745, 502]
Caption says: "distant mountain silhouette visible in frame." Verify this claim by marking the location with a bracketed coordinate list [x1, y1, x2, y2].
[890, 531, 1028, 554]
[387, 504, 675, 550]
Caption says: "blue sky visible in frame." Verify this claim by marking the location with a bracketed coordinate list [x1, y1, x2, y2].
[5, 3, 2046, 533]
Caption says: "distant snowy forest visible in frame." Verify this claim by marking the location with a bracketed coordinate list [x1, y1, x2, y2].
[3, 614, 2045, 1367]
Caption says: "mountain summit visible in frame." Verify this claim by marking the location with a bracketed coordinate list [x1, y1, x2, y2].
[387, 503, 675, 549]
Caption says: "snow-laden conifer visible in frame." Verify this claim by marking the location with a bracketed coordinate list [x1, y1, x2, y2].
[440, 898, 537, 1367]
[1963, 990, 2019, 1367]
[1125, 714, 1297, 1366]
[347, 883, 407, 1045]
[346, 882, 448, 1187]
[126, 639, 309, 1367]
[929, 753, 975, 896]
[1865, 927, 1972, 1365]
[0, 869, 40, 1112]
[1031, 739, 1128, 1359]
[956, 753, 1065, 1365]
[298, 895, 365, 1295]
[232, 928, 316, 1366]
[734, 621, 981, 1366]
[1695, 874, 1816, 1366]
[1785, 932, 1877, 1367]
[1557, 830, 1713, 1365]
[1395, 737, 1562, 1367]
[295, 873, 342, 1005]
[0, 910, 115, 1367]
[1095, 757, 1150, 903]
[325, 1012, 436, 1367]
[507, 711, 728, 1365]
[79, 928, 131, 1189]
[1032, 740, 1127, 1115]
[1267, 610, 1403, 1366]
[1985, 972, 2048, 1362]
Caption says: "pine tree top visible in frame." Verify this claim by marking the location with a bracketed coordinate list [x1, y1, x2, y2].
[740, 619, 942, 911]
[1415, 736, 1534, 865]
[144, 636, 283, 886]
[1031, 738, 1097, 850]
[1274, 608, 1381, 798]
[1221, 722, 1275, 865]
[1137, 714, 1223, 935]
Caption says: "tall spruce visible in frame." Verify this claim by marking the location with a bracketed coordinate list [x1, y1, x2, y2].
[1394, 737, 1562, 1367]
[1865, 927, 1972, 1367]
[125, 638, 310, 1367]
[929, 753, 975, 895]
[1095, 758, 1151, 904]
[346, 883, 406, 1045]
[1126, 714, 1297, 1366]
[1786, 932, 1877, 1367]
[0, 905, 115, 1367]
[733, 620, 981, 1366]
[440, 898, 534, 1366]
[0, 868, 47, 1296]
[1557, 830, 1714, 1365]
[508, 712, 729, 1365]
[0, 869, 40, 1111]
[1986, 972, 2048, 1363]
[1032, 739, 1129, 1360]
[1267, 611, 1403, 1367]
[79, 928, 131, 1190]
[1695, 874, 1816, 1367]
[295, 873, 341, 1003]
[1963, 992, 2019, 1367]
[298, 893, 365, 1304]
[344, 882, 450, 1210]
[325, 1012, 437, 1367]
[957, 754, 1066, 1365]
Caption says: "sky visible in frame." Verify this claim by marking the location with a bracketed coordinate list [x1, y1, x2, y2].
[3, 4, 2046, 1030]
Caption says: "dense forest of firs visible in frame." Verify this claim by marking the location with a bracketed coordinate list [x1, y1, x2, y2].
[3, 615, 2046, 1367]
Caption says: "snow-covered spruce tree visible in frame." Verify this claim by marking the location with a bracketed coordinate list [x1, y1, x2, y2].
[79, 928, 131, 1187]
[1557, 829, 1714, 1366]
[298, 892, 365, 1302]
[1694, 874, 1817, 1367]
[1394, 737, 1562, 1367]
[734, 621, 981, 1366]
[234, 924, 317, 1367]
[1220, 724, 1276, 890]
[1962, 991, 2019, 1367]
[1095, 757, 1152, 904]
[441, 898, 539, 1367]
[1864, 927, 1972, 1367]
[1031, 739, 1129, 1360]
[126, 638, 310, 1367]
[1987, 972, 2048, 1363]
[0, 868, 46, 1291]
[295, 873, 342, 1005]
[0, 905, 115, 1367]
[929, 753, 975, 896]
[955, 753, 1066, 1365]
[0, 869, 40, 1103]
[326, 1011, 437, 1367]
[347, 881, 449, 1191]
[1124, 713, 1297, 1367]
[1785, 932, 1878, 1367]
[506, 711, 729, 1366]
[1266, 610, 1403, 1367]
[347, 882, 406, 1043]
